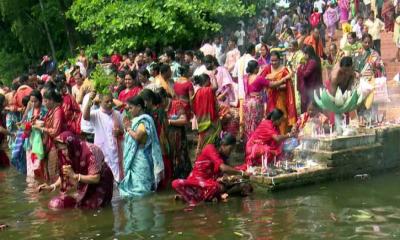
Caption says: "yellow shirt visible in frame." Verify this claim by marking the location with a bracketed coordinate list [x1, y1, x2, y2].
[364, 19, 384, 40]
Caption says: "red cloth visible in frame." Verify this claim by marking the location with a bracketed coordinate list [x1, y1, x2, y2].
[174, 80, 193, 98]
[297, 59, 323, 113]
[309, 12, 321, 28]
[237, 120, 281, 170]
[303, 35, 325, 58]
[118, 87, 142, 103]
[192, 87, 218, 126]
[172, 144, 223, 205]
[43, 106, 66, 153]
[52, 131, 113, 209]
[111, 54, 122, 66]
[14, 85, 33, 108]
[62, 94, 82, 135]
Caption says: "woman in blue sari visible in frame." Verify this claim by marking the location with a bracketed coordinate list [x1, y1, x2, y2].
[119, 96, 164, 197]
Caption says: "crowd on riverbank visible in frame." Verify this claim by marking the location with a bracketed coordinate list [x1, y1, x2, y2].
[0, 0, 399, 209]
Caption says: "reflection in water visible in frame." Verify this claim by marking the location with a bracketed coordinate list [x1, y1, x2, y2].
[2, 167, 400, 239]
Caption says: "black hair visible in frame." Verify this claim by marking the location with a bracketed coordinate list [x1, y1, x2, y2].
[193, 73, 210, 86]
[159, 64, 171, 75]
[117, 70, 126, 79]
[178, 64, 191, 77]
[270, 51, 281, 59]
[151, 63, 161, 75]
[154, 87, 168, 104]
[140, 88, 158, 105]
[54, 73, 66, 83]
[30, 89, 43, 103]
[246, 43, 255, 54]
[193, 51, 204, 62]
[144, 49, 153, 57]
[127, 95, 146, 110]
[340, 56, 353, 68]
[246, 60, 259, 74]
[302, 45, 321, 66]
[11, 82, 21, 91]
[216, 132, 236, 147]
[19, 75, 29, 84]
[125, 70, 141, 87]
[22, 95, 30, 107]
[0, 94, 5, 109]
[349, 32, 357, 39]
[229, 36, 238, 45]
[139, 68, 150, 79]
[204, 55, 219, 70]
[43, 88, 63, 103]
[184, 50, 194, 58]
[165, 49, 175, 61]
[261, 35, 269, 44]
[266, 108, 284, 121]
[362, 33, 373, 41]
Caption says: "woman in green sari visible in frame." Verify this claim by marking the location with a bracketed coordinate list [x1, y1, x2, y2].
[118, 96, 164, 197]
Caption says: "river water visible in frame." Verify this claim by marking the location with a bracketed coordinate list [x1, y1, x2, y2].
[1, 167, 400, 239]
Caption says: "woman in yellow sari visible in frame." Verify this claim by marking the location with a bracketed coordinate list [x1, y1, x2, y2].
[266, 51, 297, 134]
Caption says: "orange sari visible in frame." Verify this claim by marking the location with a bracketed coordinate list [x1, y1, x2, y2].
[266, 66, 297, 134]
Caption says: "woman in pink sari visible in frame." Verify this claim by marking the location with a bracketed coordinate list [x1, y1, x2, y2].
[240, 109, 295, 170]
[324, 2, 339, 41]
[257, 44, 270, 67]
[38, 131, 113, 209]
[339, 0, 350, 24]
[243, 60, 287, 141]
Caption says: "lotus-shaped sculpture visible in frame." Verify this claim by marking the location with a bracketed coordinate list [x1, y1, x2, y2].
[314, 88, 363, 135]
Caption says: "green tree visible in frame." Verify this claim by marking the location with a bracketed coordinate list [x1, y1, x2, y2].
[68, 0, 255, 54]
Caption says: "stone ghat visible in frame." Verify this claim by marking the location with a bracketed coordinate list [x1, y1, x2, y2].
[250, 125, 400, 191]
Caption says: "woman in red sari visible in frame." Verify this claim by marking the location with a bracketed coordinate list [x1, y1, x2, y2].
[173, 64, 194, 119]
[38, 131, 113, 209]
[115, 70, 143, 108]
[33, 88, 66, 181]
[297, 45, 323, 114]
[192, 74, 221, 155]
[56, 79, 82, 135]
[172, 133, 252, 206]
[241, 109, 295, 170]
[0, 94, 10, 167]
[266, 51, 297, 134]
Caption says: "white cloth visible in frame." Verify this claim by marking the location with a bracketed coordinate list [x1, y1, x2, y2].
[90, 108, 123, 181]
[232, 54, 255, 100]
[314, 0, 326, 13]
[193, 65, 207, 76]
[234, 30, 246, 46]
[80, 94, 96, 134]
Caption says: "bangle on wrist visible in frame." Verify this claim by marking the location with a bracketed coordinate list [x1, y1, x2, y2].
[50, 184, 56, 192]
[78, 173, 81, 182]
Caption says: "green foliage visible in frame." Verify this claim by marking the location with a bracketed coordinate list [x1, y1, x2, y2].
[68, 0, 255, 54]
[91, 65, 114, 95]
[0, 50, 28, 85]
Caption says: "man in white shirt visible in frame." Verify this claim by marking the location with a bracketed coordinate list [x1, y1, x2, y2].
[234, 22, 246, 54]
[352, 16, 364, 40]
[83, 93, 124, 182]
[232, 44, 255, 137]
[313, 0, 326, 13]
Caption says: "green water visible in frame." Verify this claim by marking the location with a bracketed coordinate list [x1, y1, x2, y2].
[1, 168, 400, 240]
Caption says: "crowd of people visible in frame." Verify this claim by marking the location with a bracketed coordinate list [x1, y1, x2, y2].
[0, 0, 399, 208]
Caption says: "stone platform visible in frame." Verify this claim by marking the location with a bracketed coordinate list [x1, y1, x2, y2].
[250, 125, 400, 191]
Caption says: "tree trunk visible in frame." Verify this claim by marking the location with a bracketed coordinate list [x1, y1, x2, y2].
[39, 0, 57, 61]
[58, 0, 76, 55]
